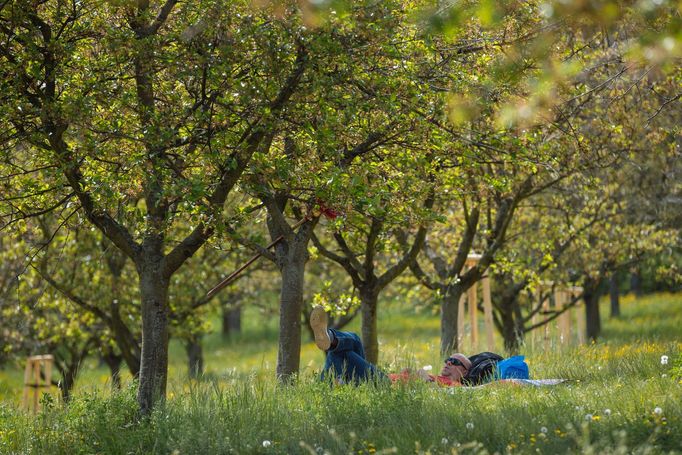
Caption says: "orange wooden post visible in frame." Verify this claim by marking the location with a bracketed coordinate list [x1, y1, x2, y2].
[22, 355, 54, 413]
[554, 289, 563, 346]
[531, 284, 540, 350]
[542, 281, 553, 351]
[44, 359, 53, 401]
[468, 283, 478, 350]
[22, 359, 31, 411]
[482, 275, 495, 351]
[457, 294, 466, 350]
[557, 289, 571, 346]
[572, 286, 586, 344]
[32, 357, 40, 412]
[465, 254, 482, 351]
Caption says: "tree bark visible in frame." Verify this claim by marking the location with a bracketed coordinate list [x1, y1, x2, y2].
[584, 279, 602, 341]
[262, 188, 317, 383]
[136, 264, 170, 414]
[186, 337, 204, 379]
[609, 271, 621, 318]
[440, 284, 462, 356]
[102, 353, 123, 390]
[110, 305, 141, 377]
[500, 294, 524, 354]
[59, 368, 77, 403]
[360, 287, 380, 364]
[630, 267, 642, 296]
[106, 247, 141, 377]
[222, 305, 242, 337]
[512, 300, 525, 352]
[276, 253, 306, 382]
[56, 356, 83, 403]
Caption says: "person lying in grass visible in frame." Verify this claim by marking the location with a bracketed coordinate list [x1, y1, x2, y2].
[310, 306, 472, 386]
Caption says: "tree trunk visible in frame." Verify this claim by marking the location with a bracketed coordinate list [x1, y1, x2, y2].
[276, 253, 306, 382]
[186, 337, 204, 379]
[360, 287, 380, 364]
[440, 284, 462, 356]
[584, 280, 602, 341]
[512, 300, 525, 351]
[102, 353, 123, 390]
[500, 295, 523, 354]
[630, 267, 642, 296]
[110, 304, 141, 377]
[60, 369, 77, 403]
[136, 265, 170, 415]
[264, 194, 317, 383]
[222, 305, 242, 337]
[57, 360, 80, 403]
[105, 245, 139, 377]
[609, 271, 621, 318]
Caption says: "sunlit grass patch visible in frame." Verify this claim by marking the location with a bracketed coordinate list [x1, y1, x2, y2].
[2, 367, 680, 454]
[1, 293, 681, 453]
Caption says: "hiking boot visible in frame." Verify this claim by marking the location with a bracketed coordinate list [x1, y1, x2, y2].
[310, 306, 331, 351]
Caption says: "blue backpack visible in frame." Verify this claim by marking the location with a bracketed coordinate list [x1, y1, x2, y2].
[496, 355, 530, 380]
[462, 353, 530, 385]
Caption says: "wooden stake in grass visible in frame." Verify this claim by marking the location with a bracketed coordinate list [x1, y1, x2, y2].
[22, 355, 54, 414]
[539, 281, 553, 351]
[461, 254, 495, 352]
[570, 286, 586, 344]
[457, 294, 466, 350]
[556, 290, 568, 346]
[481, 274, 495, 351]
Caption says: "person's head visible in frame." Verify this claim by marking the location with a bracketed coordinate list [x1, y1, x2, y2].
[440, 353, 471, 381]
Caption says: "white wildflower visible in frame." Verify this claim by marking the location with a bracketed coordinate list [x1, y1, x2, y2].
[441, 438, 448, 445]
[466, 422, 474, 430]
[262, 440, 272, 448]
[604, 409, 611, 416]
[661, 355, 669, 365]
[654, 407, 663, 415]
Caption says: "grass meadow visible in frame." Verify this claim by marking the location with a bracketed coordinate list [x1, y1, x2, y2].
[1, 293, 681, 454]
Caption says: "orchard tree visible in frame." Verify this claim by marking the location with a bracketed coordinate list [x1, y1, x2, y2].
[403, 0, 681, 355]
[243, 0, 447, 379]
[311, 168, 435, 364]
[1, 0, 310, 412]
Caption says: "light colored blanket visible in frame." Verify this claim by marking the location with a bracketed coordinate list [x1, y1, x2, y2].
[446, 379, 569, 392]
[501, 379, 568, 386]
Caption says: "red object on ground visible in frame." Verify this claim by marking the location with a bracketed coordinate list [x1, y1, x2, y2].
[388, 370, 461, 387]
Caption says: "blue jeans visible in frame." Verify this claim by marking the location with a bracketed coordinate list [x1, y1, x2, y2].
[321, 330, 387, 384]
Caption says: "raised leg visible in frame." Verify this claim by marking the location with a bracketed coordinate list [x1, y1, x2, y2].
[322, 330, 386, 384]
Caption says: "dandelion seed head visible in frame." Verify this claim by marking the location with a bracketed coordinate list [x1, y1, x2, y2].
[466, 422, 474, 430]
[604, 409, 611, 416]
[585, 414, 593, 421]
[262, 440, 272, 448]
[654, 407, 663, 415]
[661, 355, 668, 365]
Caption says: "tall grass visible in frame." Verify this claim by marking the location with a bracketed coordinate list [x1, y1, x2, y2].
[1, 294, 681, 454]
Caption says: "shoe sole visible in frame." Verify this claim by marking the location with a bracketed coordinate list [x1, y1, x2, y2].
[310, 306, 331, 351]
